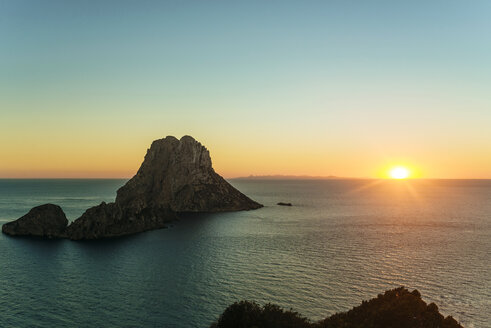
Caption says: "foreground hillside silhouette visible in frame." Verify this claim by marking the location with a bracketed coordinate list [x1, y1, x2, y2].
[211, 287, 462, 328]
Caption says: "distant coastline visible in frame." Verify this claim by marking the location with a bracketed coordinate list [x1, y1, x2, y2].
[229, 176, 491, 181]
[230, 175, 351, 180]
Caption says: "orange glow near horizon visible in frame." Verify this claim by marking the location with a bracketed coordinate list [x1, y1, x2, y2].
[0, 135, 489, 179]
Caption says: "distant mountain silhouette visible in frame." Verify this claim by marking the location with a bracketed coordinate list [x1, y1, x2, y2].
[231, 175, 346, 180]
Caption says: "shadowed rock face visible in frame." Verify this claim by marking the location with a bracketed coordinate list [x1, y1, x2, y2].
[66, 136, 262, 240]
[116, 136, 262, 212]
[65, 202, 177, 240]
[2, 136, 262, 240]
[2, 204, 68, 238]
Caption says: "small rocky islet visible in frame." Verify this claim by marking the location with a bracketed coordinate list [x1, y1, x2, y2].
[1, 204, 68, 238]
[2, 135, 262, 240]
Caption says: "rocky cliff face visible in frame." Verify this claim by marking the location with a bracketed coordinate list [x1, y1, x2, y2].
[66, 136, 262, 240]
[116, 136, 262, 212]
[2, 204, 68, 238]
[2, 136, 262, 240]
[65, 202, 177, 240]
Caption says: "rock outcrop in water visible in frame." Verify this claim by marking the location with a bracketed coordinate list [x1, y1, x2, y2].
[65, 202, 178, 240]
[2, 136, 262, 240]
[1, 204, 68, 238]
[115, 136, 262, 213]
[211, 287, 463, 328]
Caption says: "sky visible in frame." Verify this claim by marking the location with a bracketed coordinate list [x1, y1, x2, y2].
[1, 0, 490, 179]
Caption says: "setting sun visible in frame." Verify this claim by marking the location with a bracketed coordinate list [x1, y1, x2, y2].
[389, 167, 410, 179]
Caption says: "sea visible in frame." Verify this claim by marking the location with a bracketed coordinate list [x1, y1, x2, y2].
[0, 179, 489, 328]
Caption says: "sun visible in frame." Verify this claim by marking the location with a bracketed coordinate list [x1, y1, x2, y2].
[389, 167, 410, 179]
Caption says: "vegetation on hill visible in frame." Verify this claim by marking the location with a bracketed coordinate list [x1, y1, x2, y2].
[210, 287, 463, 328]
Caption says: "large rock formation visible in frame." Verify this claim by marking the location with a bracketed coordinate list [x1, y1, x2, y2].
[2, 136, 262, 240]
[2, 204, 68, 238]
[115, 136, 262, 212]
[66, 136, 261, 240]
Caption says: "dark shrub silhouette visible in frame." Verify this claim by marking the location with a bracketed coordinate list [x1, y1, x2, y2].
[211, 287, 463, 328]
[319, 287, 461, 328]
[210, 300, 311, 328]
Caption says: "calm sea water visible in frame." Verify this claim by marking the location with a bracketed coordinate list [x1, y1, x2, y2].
[0, 179, 489, 327]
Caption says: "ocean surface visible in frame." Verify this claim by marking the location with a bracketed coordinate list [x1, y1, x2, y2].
[0, 179, 489, 328]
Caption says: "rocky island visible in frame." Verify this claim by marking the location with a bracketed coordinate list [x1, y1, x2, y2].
[2, 136, 262, 240]
[1, 204, 68, 238]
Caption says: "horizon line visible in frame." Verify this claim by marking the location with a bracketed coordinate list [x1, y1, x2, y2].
[1, 176, 490, 181]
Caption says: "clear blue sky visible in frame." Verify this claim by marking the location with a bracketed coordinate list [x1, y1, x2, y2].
[1, 1, 490, 178]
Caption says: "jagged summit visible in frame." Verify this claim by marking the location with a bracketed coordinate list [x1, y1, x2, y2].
[116, 135, 260, 213]
[2, 136, 262, 240]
